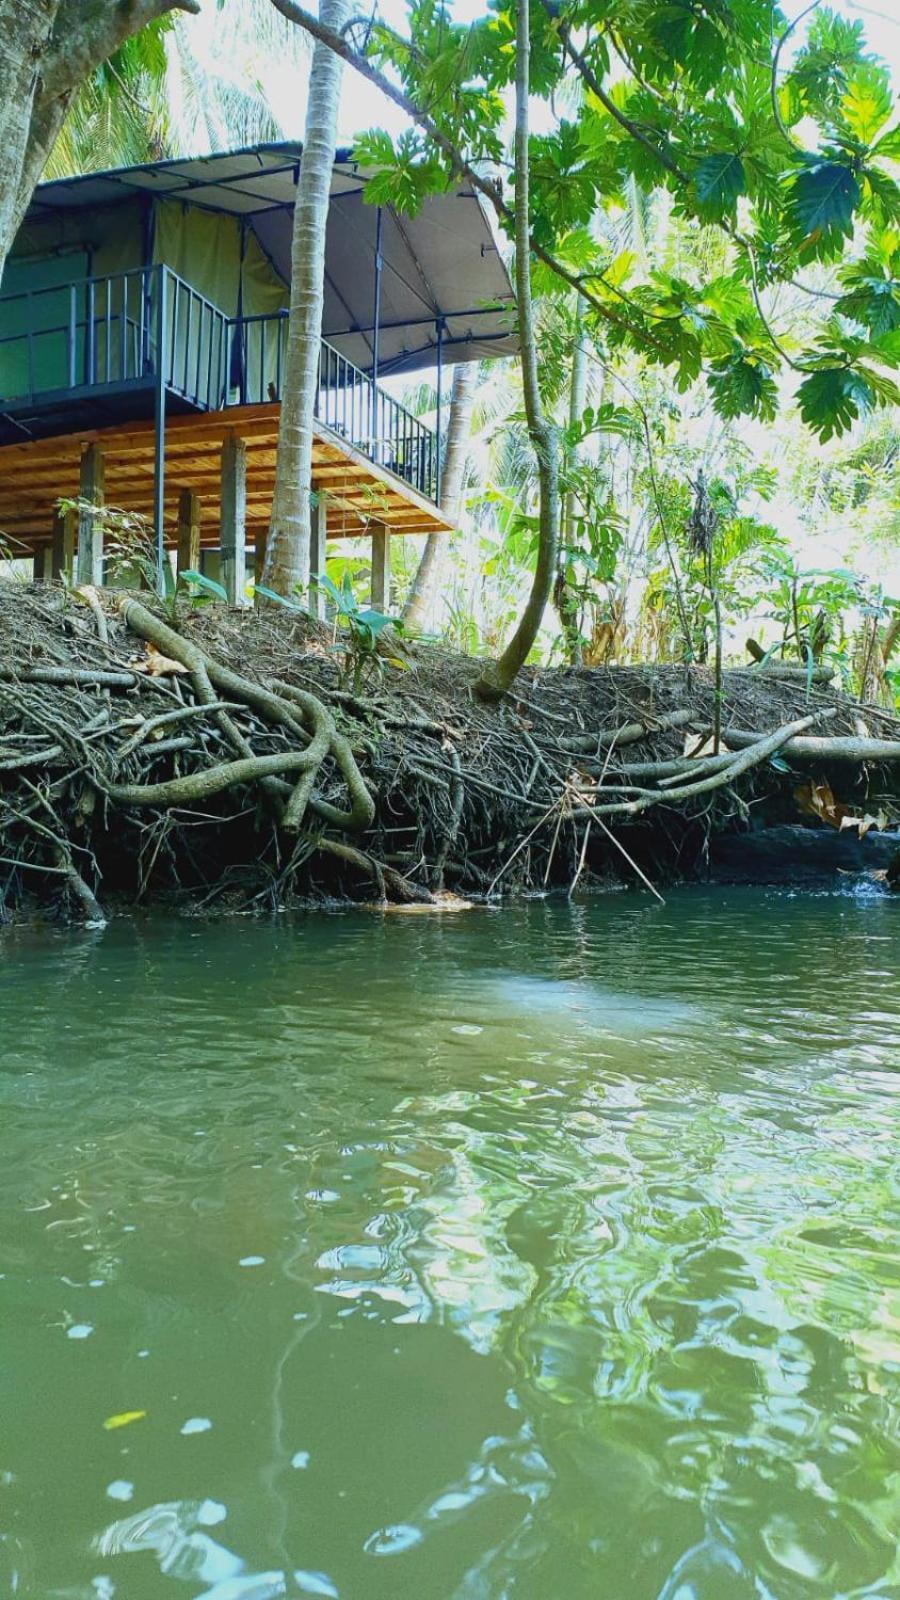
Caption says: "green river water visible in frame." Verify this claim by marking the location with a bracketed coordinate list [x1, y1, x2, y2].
[0, 888, 898, 1600]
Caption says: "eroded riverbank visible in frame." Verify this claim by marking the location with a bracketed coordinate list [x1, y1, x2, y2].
[2, 582, 900, 921]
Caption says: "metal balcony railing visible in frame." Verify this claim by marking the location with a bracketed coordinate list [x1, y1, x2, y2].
[0, 264, 439, 503]
[228, 310, 439, 502]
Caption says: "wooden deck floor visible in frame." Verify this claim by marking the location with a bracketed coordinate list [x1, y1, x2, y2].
[0, 403, 450, 552]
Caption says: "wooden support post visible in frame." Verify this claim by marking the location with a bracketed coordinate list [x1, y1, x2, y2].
[254, 527, 267, 590]
[370, 520, 390, 611]
[176, 490, 201, 576]
[310, 494, 327, 619]
[77, 444, 105, 585]
[220, 435, 247, 606]
[32, 543, 51, 583]
[51, 508, 77, 582]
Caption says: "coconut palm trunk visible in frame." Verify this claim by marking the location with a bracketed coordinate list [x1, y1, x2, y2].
[262, 0, 351, 599]
[402, 361, 477, 634]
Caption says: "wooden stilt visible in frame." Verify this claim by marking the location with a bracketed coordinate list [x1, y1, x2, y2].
[370, 520, 390, 611]
[176, 490, 202, 576]
[254, 527, 267, 590]
[51, 508, 77, 582]
[76, 444, 105, 585]
[220, 435, 247, 607]
[310, 494, 327, 619]
[32, 543, 51, 583]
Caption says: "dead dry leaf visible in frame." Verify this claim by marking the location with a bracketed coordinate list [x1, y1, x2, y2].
[129, 645, 190, 678]
[838, 810, 888, 839]
[795, 781, 887, 836]
[683, 733, 731, 759]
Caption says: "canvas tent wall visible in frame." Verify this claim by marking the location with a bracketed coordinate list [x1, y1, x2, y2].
[7, 142, 517, 375]
[0, 193, 290, 406]
[152, 201, 288, 406]
[0, 199, 145, 400]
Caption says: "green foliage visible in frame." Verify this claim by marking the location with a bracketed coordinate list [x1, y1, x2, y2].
[314, 571, 406, 693]
[795, 366, 878, 442]
[836, 253, 900, 337]
[708, 351, 778, 421]
[752, 552, 869, 678]
[179, 570, 228, 605]
[356, 0, 900, 448]
[841, 60, 895, 147]
[352, 128, 450, 215]
[786, 160, 861, 261]
[693, 152, 746, 221]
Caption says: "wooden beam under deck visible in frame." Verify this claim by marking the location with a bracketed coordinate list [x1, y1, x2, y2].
[0, 404, 451, 549]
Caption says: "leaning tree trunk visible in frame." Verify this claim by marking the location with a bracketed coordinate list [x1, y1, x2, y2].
[0, 0, 56, 275]
[0, 0, 200, 285]
[262, 0, 351, 600]
[474, 0, 559, 700]
[403, 361, 477, 634]
[555, 294, 587, 666]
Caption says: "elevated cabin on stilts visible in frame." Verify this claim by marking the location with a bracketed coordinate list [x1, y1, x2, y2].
[0, 141, 515, 606]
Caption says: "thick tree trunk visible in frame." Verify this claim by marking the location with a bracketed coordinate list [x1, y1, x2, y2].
[262, 0, 351, 600]
[0, 0, 59, 274]
[0, 0, 200, 284]
[474, 0, 559, 700]
[402, 361, 477, 634]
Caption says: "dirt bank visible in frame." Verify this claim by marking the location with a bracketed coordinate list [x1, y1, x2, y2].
[1, 582, 899, 922]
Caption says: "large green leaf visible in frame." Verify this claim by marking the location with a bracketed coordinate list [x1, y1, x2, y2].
[708, 353, 779, 422]
[180, 570, 227, 602]
[787, 161, 861, 259]
[840, 62, 894, 148]
[693, 152, 746, 219]
[836, 274, 900, 337]
[796, 366, 874, 440]
[872, 123, 900, 161]
[252, 584, 305, 613]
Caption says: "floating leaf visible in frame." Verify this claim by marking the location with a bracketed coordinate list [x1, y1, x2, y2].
[103, 1410, 147, 1431]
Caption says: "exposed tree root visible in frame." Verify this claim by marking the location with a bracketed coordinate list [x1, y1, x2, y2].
[119, 599, 374, 835]
[0, 583, 899, 924]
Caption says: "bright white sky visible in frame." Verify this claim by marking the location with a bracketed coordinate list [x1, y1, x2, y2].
[184, 0, 900, 144]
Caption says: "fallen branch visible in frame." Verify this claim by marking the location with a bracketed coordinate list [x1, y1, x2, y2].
[573, 710, 837, 819]
[559, 707, 695, 754]
[722, 727, 900, 763]
[0, 667, 136, 687]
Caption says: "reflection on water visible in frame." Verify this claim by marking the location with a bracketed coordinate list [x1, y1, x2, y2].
[0, 888, 898, 1599]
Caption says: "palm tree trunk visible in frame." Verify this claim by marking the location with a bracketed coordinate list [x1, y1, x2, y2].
[474, 0, 559, 700]
[262, 0, 350, 599]
[403, 361, 477, 633]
